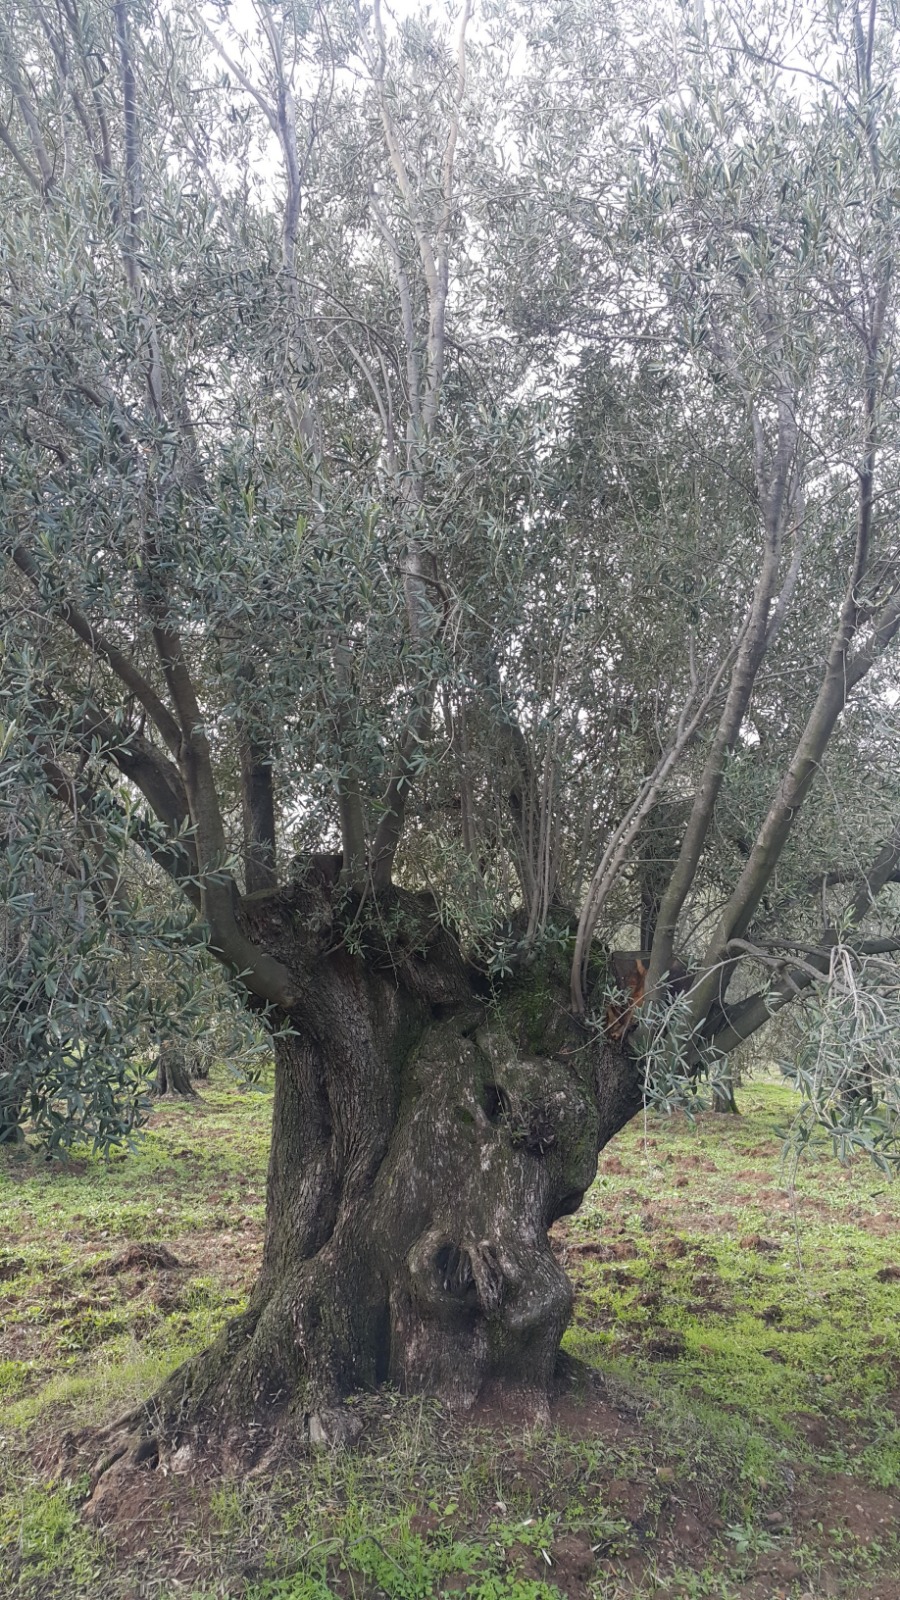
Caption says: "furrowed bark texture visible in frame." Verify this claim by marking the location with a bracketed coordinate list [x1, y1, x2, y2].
[129, 885, 639, 1459]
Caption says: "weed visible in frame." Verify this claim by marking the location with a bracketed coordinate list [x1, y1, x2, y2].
[721, 1520, 776, 1559]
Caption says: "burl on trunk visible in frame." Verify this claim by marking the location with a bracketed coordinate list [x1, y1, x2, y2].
[100, 884, 640, 1469]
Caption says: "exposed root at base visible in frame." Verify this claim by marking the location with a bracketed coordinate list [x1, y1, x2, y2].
[57, 1389, 371, 1524]
[57, 1355, 604, 1533]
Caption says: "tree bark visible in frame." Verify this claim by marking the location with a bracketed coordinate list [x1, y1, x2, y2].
[151, 1043, 197, 1098]
[189, 1049, 209, 1081]
[711, 1074, 740, 1115]
[110, 886, 640, 1465]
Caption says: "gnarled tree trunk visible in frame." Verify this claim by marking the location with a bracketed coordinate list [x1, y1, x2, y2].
[95, 887, 640, 1470]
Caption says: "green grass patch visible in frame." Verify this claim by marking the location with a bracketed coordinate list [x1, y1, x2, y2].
[563, 1082, 900, 1494]
[0, 1479, 104, 1590]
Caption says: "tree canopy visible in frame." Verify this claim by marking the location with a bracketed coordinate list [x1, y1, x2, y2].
[4, 0, 900, 1138]
[3, 0, 900, 1438]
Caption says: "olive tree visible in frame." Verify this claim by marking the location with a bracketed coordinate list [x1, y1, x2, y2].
[2, 0, 900, 1467]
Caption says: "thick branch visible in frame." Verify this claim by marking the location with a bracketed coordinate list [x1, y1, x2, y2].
[75, 703, 200, 900]
[370, 689, 433, 891]
[687, 168, 893, 1027]
[112, 0, 163, 413]
[648, 404, 800, 992]
[689, 572, 900, 1032]
[571, 636, 740, 1014]
[148, 624, 296, 1004]
[240, 733, 278, 896]
[11, 544, 182, 756]
[328, 638, 368, 888]
[709, 811, 900, 1054]
[359, 2, 472, 883]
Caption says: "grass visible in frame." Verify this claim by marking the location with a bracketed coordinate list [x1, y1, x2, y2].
[1, 1074, 899, 1599]
[564, 1084, 900, 1494]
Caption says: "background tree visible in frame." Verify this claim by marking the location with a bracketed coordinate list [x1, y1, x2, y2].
[2, 0, 900, 1464]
